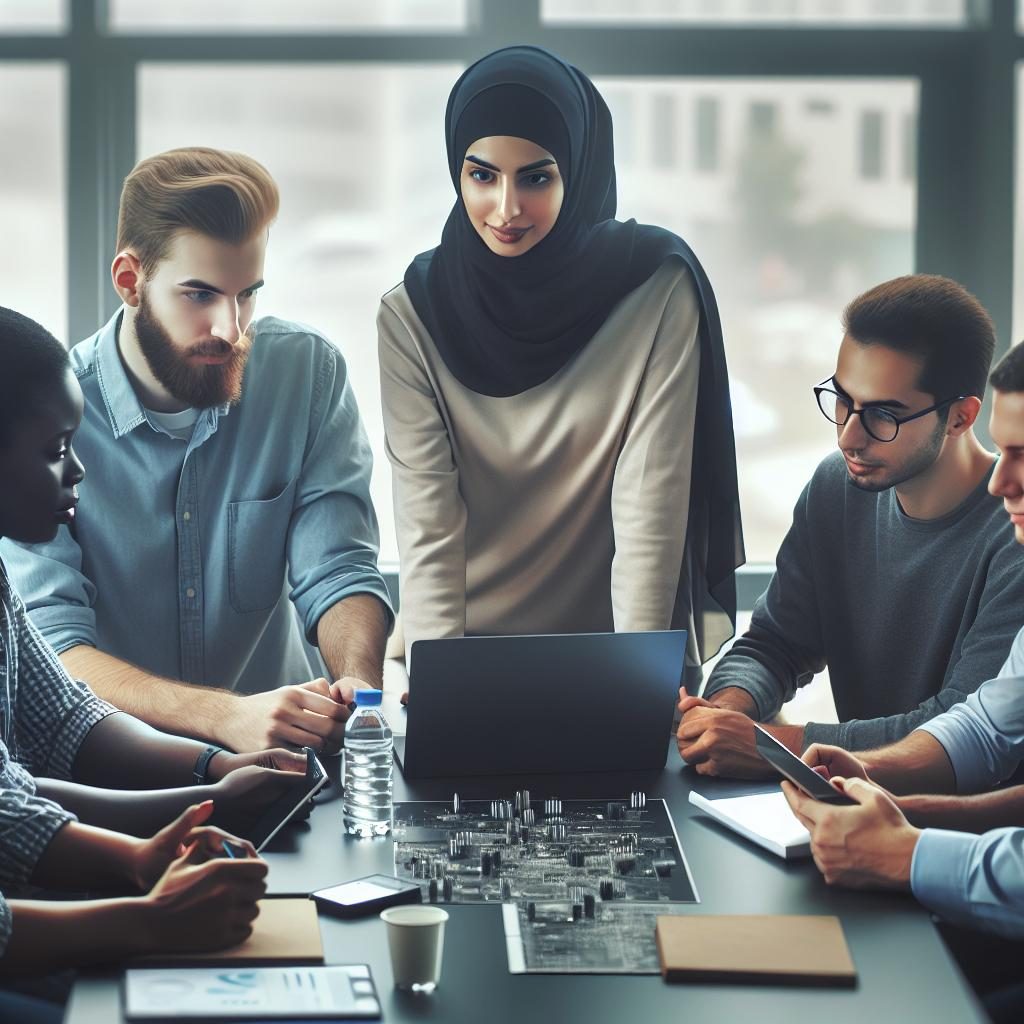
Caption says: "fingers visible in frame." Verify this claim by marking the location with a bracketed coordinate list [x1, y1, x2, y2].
[780, 781, 822, 828]
[678, 695, 713, 715]
[263, 749, 307, 773]
[269, 717, 341, 752]
[400, 691, 409, 706]
[289, 685, 349, 721]
[187, 826, 259, 860]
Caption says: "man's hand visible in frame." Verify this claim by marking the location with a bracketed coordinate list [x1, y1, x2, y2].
[328, 676, 377, 707]
[676, 695, 802, 779]
[141, 841, 267, 954]
[781, 777, 921, 890]
[208, 748, 307, 780]
[131, 801, 258, 890]
[220, 679, 351, 753]
[207, 764, 310, 838]
[801, 743, 871, 783]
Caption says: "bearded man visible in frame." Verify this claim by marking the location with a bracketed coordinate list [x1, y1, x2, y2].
[2, 148, 392, 757]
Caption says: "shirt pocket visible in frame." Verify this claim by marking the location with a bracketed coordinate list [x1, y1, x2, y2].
[227, 478, 298, 614]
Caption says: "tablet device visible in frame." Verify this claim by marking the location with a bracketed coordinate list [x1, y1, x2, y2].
[245, 747, 328, 852]
[753, 724, 856, 805]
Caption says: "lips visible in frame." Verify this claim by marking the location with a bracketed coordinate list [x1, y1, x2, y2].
[55, 500, 78, 524]
[488, 224, 531, 245]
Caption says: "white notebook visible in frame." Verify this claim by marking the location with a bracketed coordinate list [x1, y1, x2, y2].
[689, 789, 811, 860]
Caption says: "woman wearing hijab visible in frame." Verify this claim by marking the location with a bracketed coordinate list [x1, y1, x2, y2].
[379, 46, 744, 683]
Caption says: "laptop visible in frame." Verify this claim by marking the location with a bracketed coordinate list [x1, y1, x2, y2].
[394, 630, 687, 778]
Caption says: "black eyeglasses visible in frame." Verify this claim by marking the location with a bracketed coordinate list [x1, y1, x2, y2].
[813, 378, 967, 443]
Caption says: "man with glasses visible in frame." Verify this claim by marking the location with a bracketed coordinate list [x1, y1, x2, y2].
[677, 274, 1024, 777]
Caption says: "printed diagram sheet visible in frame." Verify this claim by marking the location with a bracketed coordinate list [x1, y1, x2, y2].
[392, 791, 697, 905]
[502, 900, 694, 975]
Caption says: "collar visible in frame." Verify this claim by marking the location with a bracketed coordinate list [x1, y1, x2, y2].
[94, 309, 232, 440]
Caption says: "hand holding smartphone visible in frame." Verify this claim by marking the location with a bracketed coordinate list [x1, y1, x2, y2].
[753, 725, 856, 805]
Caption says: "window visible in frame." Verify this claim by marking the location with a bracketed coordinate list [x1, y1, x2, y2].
[599, 76, 918, 560]
[0, 64, 67, 341]
[0, 0, 64, 32]
[652, 94, 676, 168]
[695, 96, 719, 172]
[110, 0, 467, 32]
[859, 109, 884, 180]
[543, 0, 966, 26]
[138, 63, 461, 563]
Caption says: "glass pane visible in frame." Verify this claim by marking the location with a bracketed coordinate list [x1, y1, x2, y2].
[138, 64, 460, 565]
[112, 0, 466, 33]
[0, 0, 64, 32]
[1015, 64, 1024, 349]
[545, 0, 965, 26]
[597, 76, 918, 561]
[0, 64, 66, 342]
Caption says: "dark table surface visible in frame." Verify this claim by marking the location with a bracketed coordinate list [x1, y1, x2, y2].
[65, 736, 986, 1024]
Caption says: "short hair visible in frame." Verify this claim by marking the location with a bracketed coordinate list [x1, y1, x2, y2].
[842, 274, 995, 401]
[990, 342, 1024, 393]
[116, 147, 280, 275]
[0, 307, 70, 441]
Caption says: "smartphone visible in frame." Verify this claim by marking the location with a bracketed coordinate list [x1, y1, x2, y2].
[753, 724, 856, 805]
[244, 747, 329, 852]
[313, 874, 422, 919]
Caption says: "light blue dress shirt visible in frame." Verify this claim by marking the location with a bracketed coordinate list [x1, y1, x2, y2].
[1, 311, 393, 695]
[909, 625, 1024, 937]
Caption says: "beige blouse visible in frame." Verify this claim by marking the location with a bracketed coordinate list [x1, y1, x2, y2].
[378, 260, 701, 665]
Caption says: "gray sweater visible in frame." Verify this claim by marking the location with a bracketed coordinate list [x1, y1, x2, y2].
[704, 451, 1024, 750]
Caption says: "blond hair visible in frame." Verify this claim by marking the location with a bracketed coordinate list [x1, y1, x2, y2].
[116, 147, 280, 273]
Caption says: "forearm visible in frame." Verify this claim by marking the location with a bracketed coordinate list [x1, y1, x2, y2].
[316, 594, 388, 686]
[900, 785, 1024, 833]
[860, 731, 956, 795]
[30, 820, 139, 892]
[707, 686, 759, 715]
[62, 645, 238, 751]
[3, 898, 150, 969]
[70, 704, 228, 790]
[34, 779, 215, 838]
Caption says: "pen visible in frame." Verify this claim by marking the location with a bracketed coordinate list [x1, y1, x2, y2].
[222, 839, 244, 859]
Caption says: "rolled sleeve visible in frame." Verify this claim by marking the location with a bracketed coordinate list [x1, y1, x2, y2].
[287, 340, 394, 644]
[915, 662, 1024, 794]
[14, 590, 117, 780]
[0, 789, 75, 890]
[912, 827, 1024, 938]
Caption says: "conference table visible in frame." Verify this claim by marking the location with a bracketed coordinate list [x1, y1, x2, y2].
[65, 671, 986, 1024]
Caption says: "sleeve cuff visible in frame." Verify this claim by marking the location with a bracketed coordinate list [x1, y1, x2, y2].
[910, 828, 974, 922]
[300, 573, 395, 646]
[915, 718, 989, 794]
[47, 695, 120, 780]
[24, 603, 96, 656]
[0, 792, 75, 889]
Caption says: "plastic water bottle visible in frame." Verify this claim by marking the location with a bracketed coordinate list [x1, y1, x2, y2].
[343, 689, 393, 837]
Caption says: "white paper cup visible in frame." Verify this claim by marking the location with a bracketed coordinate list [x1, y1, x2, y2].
[380, 905, 449, 992]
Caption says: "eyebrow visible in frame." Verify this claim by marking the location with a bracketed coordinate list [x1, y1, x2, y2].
[177, 278, 265, 295]
[465, 155, 557, 174]
[832, 378, 910, 411]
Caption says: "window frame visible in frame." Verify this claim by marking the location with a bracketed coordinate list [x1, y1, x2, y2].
[0, 0, 1017, 603]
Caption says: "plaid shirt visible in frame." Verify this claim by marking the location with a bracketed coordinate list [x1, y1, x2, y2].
[0, 558, 115, 955]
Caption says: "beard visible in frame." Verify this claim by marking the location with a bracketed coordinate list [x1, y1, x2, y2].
[134, 291, 253, 409]
[844, 417, 947, 493]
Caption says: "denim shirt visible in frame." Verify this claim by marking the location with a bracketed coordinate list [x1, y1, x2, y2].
[1, 311, 393, 694]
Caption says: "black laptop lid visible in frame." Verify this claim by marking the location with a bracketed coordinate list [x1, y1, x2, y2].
[398, 630, 687, 778]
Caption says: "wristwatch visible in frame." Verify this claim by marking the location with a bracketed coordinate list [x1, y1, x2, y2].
[193, 744, 224, 785]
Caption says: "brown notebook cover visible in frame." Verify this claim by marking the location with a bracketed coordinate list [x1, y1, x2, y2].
[134, 897, 324, 966]
[656, 914, 856, 987]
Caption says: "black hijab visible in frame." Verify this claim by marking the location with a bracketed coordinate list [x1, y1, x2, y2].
[404, 45, 744, 668]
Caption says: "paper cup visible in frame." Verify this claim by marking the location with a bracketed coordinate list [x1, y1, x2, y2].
[380, 905, 449, 992]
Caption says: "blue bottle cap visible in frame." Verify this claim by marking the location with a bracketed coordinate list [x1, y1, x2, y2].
[354, 689, 383, 707]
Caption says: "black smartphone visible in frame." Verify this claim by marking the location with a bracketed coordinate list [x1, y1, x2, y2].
[312, 874, 422, 919]
[753, 724, 856, 805]
[244, 747, 329, 852]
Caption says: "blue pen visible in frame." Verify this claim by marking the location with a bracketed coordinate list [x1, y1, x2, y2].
[222, 839, 243, 859]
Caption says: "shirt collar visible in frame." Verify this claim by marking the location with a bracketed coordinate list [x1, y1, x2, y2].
[94, 309, 232, 440]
